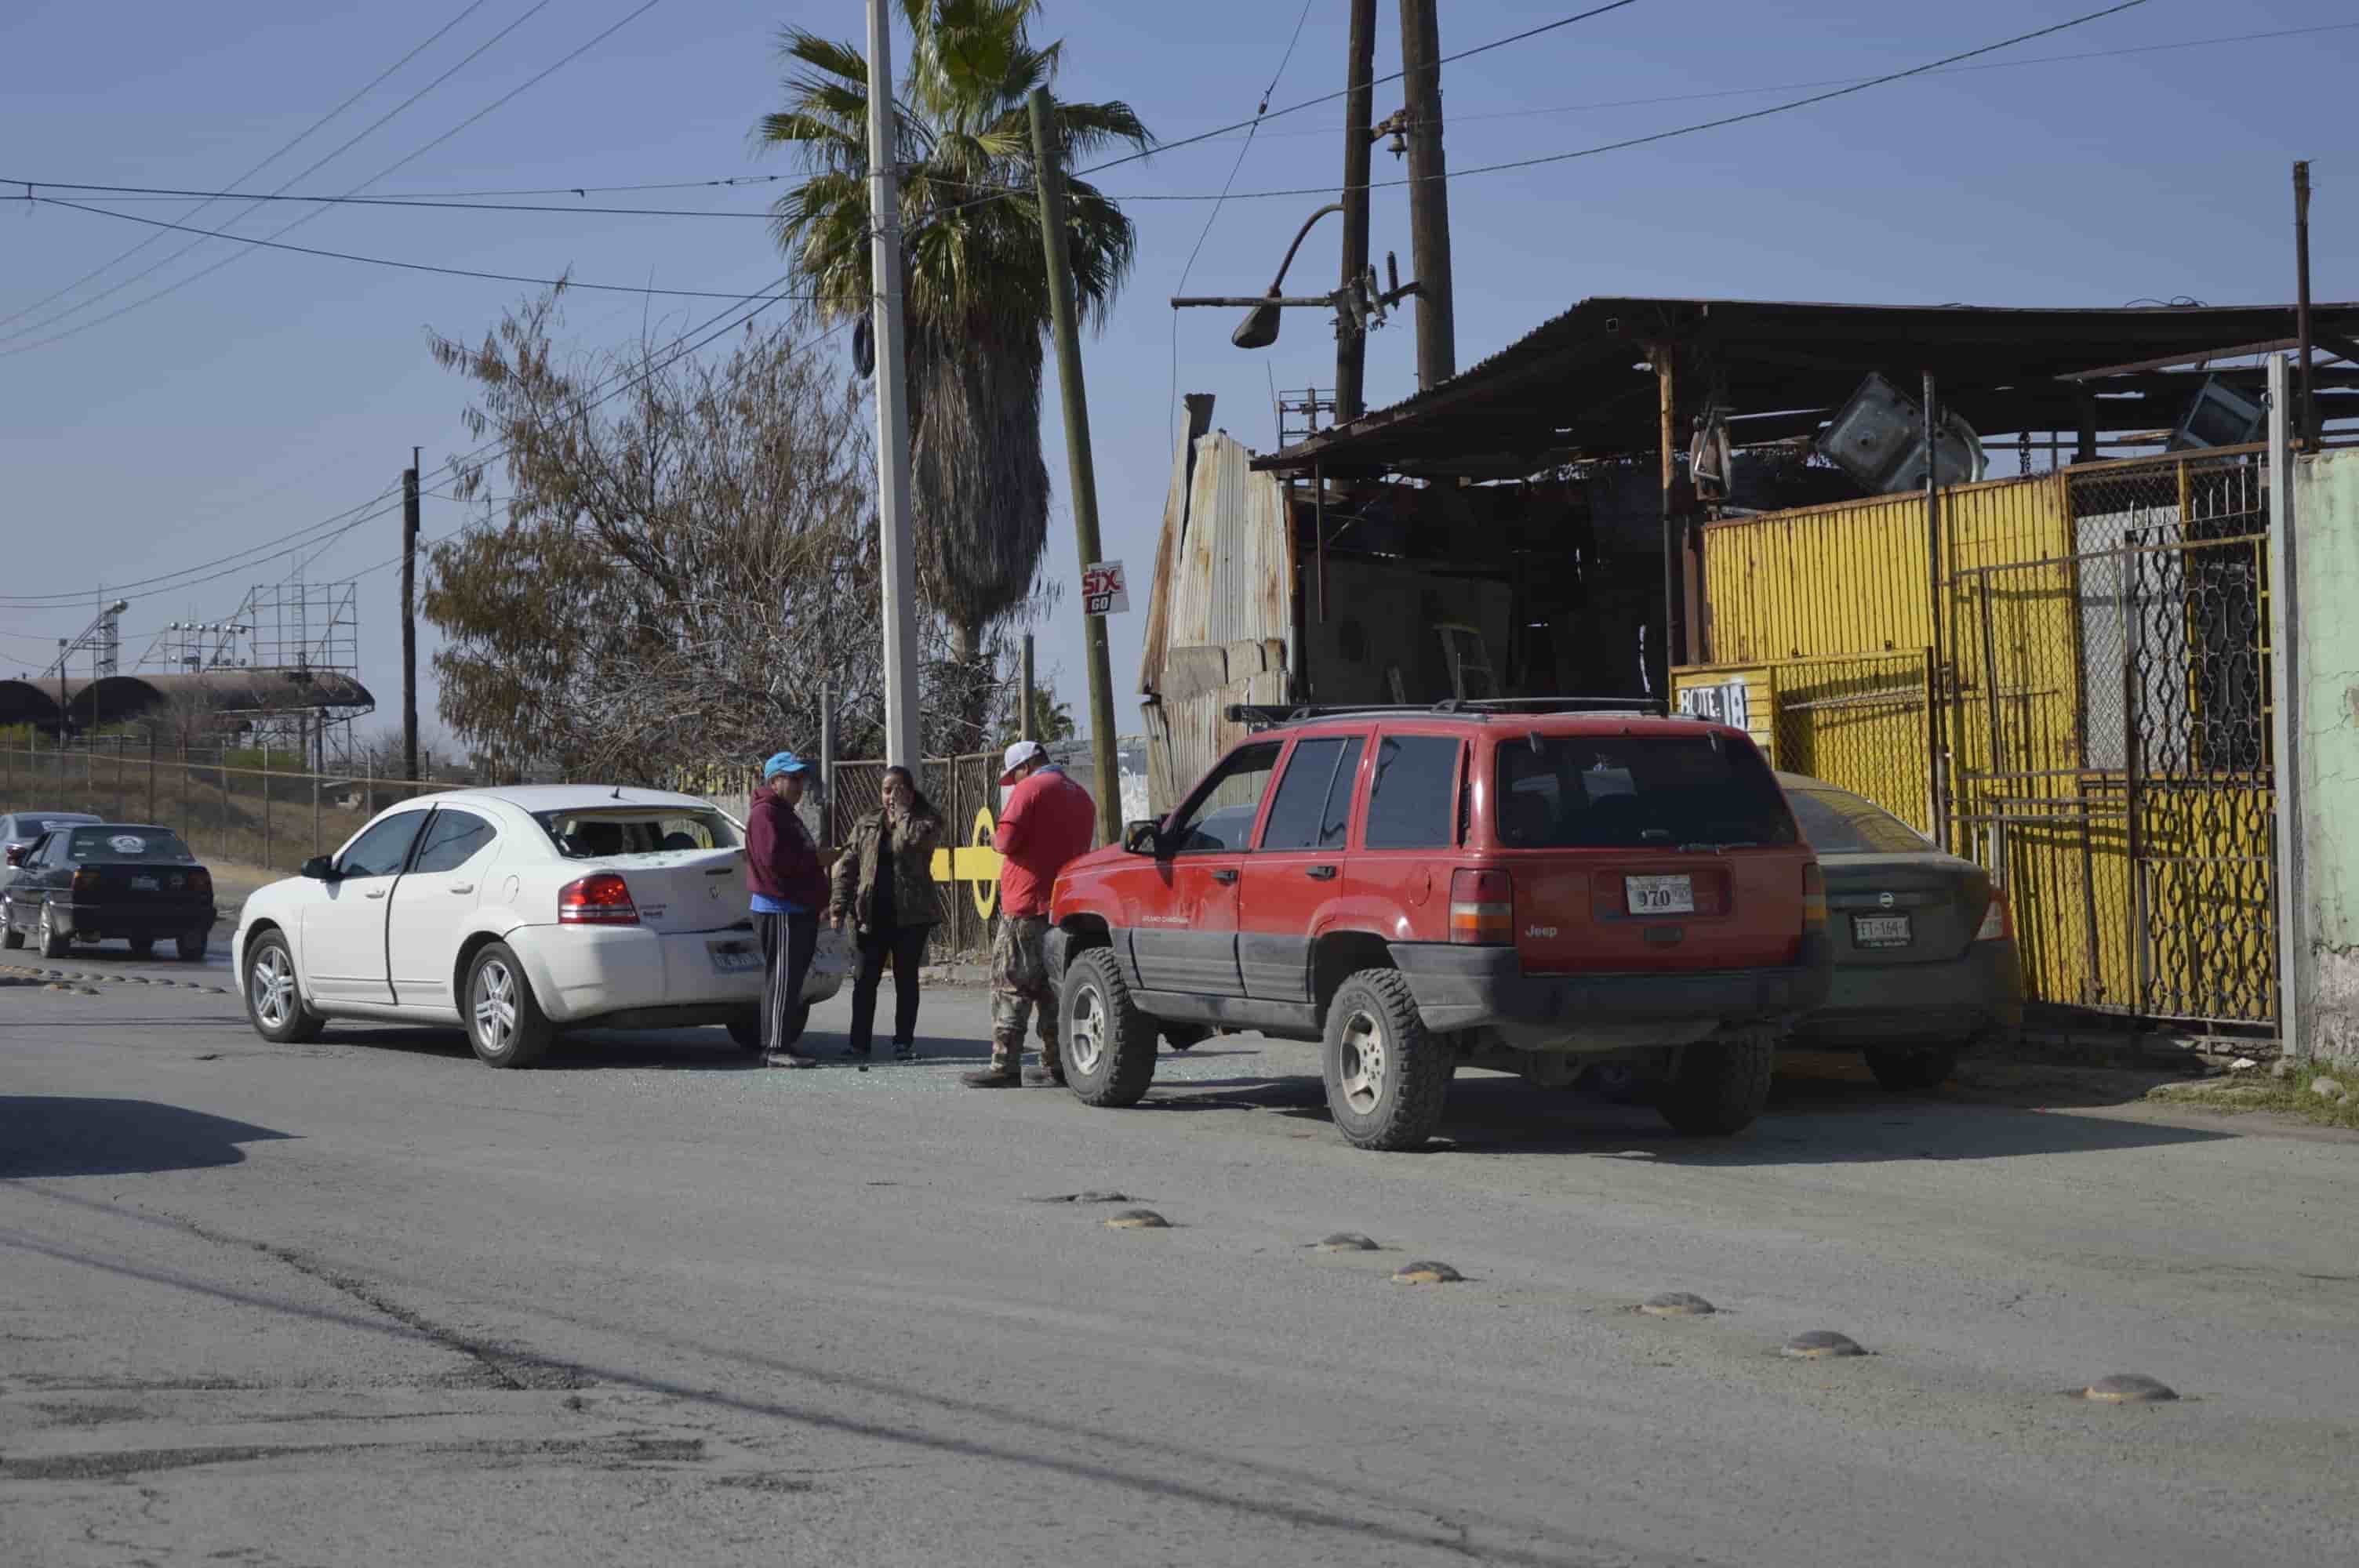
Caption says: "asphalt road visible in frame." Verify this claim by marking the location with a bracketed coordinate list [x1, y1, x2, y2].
[4, 952, 2356, 1567]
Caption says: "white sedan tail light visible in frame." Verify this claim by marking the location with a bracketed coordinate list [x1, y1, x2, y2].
[558, 873, 639, 926]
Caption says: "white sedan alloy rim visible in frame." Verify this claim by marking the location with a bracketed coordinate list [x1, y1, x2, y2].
[474, 957, 518, 1054]
[251, 946, 296, 1029]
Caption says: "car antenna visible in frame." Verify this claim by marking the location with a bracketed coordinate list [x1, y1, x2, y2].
[611, 785, 624, 800]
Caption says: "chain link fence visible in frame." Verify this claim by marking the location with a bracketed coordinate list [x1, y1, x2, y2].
[2, 739, 462, 881]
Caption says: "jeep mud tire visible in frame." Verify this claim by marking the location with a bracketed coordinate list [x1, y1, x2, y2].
[1321, 969, 1452, 1151]
[1657, 1033, 1776, 1137]
[1060, 948, 1158, 1108]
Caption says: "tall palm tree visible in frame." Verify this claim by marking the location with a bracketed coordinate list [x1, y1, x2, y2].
[757, 0, 1150, 743]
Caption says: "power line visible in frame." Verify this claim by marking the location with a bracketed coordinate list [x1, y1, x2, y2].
[6, 181, 782, 220]
[1103, 1, 2159, 202]
[0, 1, 558, 349]
[31, 198, 816, 299]
[0, 262, 829, 608]
[1173, 19, 2359, 143]
[0, 2, 494, 334]
[2, 0, 669, 358]
[1089, 0, 1651, 179]
[1168, 0, 1319, 449]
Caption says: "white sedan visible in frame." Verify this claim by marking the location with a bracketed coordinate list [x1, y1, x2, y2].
[231, 785, 846, 1066]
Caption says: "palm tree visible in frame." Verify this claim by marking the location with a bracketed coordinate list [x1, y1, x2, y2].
[756, 0, 1150, 746]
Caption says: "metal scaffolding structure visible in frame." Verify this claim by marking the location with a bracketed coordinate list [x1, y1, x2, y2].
[133, 578, 370, 768]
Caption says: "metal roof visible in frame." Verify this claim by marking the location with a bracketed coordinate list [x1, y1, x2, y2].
[0, 669, 375, 728]
[1252, 295, 2359, 479]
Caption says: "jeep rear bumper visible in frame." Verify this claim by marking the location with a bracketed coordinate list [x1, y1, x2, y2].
[1390, 939, 1832, 1037]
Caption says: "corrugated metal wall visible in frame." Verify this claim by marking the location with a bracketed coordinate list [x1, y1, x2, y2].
[1687, 457, 2278, 1028]
[1139, 431, 1296, 812]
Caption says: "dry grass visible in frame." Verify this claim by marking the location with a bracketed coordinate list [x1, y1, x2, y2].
[2147, 1065, 2359, 1131]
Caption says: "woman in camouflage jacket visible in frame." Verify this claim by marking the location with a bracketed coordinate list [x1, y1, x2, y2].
[827, 766, 944, 1059]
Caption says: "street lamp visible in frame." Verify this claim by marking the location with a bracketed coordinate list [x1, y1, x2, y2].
[1171, 200, 1423, 353]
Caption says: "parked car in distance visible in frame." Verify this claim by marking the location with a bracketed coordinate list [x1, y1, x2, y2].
[231, 785, 846, 1067]
[1777, 772, 2024, 1088]
[1045, 700, 1831, 1150]
[1, 811, 101, 878]
[0, 822, 216, 960]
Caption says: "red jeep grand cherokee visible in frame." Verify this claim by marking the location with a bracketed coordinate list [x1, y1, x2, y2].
[1044, 701, 1830, 1150]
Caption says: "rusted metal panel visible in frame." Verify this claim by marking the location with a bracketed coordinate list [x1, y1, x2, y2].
[1142, 431, 1296, 807]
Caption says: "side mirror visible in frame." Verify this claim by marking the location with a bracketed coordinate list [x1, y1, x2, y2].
[2, 844, 24, 868]
[300, 855, 340, 881]
[1122, 820, 1163, 856]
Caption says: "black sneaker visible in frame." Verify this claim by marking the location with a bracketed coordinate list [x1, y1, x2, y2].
[845, 1043, 873, 1059]
[892, 1042, 918, 1062]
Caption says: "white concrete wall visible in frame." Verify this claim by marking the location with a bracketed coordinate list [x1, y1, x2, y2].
[2293, 449, 2359, 1064]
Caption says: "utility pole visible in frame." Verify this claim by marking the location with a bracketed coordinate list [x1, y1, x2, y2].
[1335, 0, 1377, 423]
[2295, 160, 2315, 445]
[401, 448, 420, 783]
[1020, 633, 1038, 742]
[868, 0, 923, 769]
[1028, 85, 1121, 847]
[1398, 0, 1456, 390]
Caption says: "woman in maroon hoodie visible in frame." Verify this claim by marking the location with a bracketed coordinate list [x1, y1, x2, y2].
[746, 752, 828, 1067]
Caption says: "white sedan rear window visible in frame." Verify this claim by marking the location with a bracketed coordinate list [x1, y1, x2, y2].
[533, 809, 741, 859]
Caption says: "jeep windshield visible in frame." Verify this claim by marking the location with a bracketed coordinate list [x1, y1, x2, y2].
[1495, 734, 1797, 850]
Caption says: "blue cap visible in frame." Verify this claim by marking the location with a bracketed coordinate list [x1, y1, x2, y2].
[763, 751, 812, 780]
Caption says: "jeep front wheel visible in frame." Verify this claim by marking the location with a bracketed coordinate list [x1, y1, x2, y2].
[1060, 949, 1158, 1107]
[1657, 1033, 1776, 1136]
[1321, 970, 1452, 1151]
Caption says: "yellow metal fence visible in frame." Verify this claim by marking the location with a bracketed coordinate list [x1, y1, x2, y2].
[1679, 445, 2277, 1029]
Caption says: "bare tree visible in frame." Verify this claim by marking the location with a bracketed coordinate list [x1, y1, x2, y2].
[424, 289, 987, 782]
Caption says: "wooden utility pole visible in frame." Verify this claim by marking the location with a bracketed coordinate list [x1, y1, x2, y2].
[867, 0, 923, 769]
[1335, 0, 1377, 423]
[1028, 86, 1121, 846]
[1398, 0, 1455, 390]
[401, 448, 420, 783]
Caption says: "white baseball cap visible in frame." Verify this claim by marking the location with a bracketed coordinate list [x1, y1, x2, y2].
[998, 739, 1050, 785]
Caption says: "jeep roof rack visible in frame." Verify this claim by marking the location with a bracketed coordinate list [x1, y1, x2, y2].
[1224, 696, 1670, 729]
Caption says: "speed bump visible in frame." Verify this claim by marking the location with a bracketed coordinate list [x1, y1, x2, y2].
[1781, 1330, 1866, 1359]
[1641, 1292, 1717, 1317]
[1317, 1233, 1379, 1253]
[1104, 1210, 1169, 1230]
[2082, 1374, 2177, 1404]
[1392, 1261, 1463, 1285]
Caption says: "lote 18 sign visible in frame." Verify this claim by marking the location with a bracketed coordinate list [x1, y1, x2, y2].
[1676, 677, 1750, 732]
[1082, 559, 1129, 616]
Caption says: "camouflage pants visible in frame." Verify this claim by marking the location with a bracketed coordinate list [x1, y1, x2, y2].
[990, 914, 1058, 1066]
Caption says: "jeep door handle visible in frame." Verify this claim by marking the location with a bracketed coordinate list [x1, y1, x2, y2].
[1306, 866, 1337, 880]
[365, 888, 388, 900]
[449, 883, 474, 895]
[1210, 869, 1239, 884]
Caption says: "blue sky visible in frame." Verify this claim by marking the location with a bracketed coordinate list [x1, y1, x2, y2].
[2, 0, 2353, 759]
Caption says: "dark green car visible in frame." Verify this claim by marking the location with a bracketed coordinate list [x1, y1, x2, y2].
[1778, 773, 2024, 1090]
[0, 822, 216, 962]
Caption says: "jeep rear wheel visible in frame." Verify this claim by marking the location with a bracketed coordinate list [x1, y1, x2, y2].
[1060, 948, 1158, 1107]
[1321, 969, 1452, 1152]
[1657, 1033, 1776, 1137]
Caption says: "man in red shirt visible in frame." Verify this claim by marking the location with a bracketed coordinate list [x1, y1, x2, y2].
[964, 740, 1098, 1088]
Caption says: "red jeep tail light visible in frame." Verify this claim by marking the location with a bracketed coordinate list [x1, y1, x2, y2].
[71, 868, 99, 895]
[1449, 868, 1514, 945]
[558, 873, 639, 926]
[187, 869, 213, 896]
[1974, 887, 2012, 942]
[1801, 862, 1826, 930]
